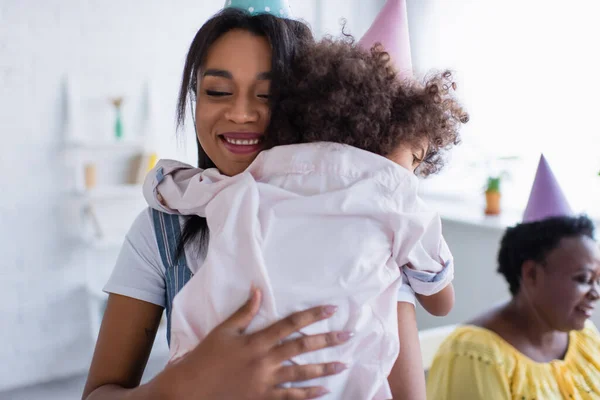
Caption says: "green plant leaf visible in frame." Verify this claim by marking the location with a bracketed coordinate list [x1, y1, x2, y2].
[486, 176, 501, 192]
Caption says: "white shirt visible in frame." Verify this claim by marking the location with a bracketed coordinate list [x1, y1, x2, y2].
[103, 209, 417, 308]
[143, 143, 453, 400]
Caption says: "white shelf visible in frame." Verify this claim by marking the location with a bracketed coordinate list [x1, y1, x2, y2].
[63, 78, 168, 370]
[74, 184, 143, 200]
[421, 194, 523, 231]
[65, 138, 145, 151]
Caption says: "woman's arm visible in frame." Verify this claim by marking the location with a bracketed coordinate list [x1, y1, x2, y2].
[416, 283, 455, 317]
[388, 302, 426, 400]
[82, 294, 165, 399]
[83, 289, 351, 400]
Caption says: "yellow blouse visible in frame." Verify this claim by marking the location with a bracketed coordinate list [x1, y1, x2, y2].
[426, 321, 600, 400]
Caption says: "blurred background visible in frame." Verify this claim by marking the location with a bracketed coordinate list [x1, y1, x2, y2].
[1, 0, 599, 398]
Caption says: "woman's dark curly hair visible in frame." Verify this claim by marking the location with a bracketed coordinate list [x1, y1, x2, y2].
[267, 37, 469, 176]
[497, 215, 595, 296]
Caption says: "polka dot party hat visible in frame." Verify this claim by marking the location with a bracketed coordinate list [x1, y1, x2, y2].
[224, 0, 293, 18]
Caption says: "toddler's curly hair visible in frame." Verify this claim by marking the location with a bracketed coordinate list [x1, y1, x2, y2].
[267, 37, 469, 176]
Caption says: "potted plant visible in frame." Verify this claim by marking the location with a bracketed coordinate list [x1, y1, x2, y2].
[485, 176, 501, 215]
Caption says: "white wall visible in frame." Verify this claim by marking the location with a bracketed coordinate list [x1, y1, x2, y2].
[404, 0, 600, 329]
[406, 0, 600, 217]
[0, 0, 387, 391]
[0, 0, 220, 390]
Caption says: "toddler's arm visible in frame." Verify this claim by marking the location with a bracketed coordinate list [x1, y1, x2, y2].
[402, 238, 455, 316]
[415, 282, 454, 317]
[388, 302, 426, 400]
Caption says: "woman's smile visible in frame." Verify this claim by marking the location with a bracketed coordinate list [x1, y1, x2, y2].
[219, 131, 265, 155]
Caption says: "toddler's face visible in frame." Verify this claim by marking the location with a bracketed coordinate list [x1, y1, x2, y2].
[386, 139, 429, 173]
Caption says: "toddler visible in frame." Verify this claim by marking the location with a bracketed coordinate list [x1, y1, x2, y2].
[144, 38, 468, 399]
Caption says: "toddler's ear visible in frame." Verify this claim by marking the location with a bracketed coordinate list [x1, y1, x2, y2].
[157, 193, 166, 206]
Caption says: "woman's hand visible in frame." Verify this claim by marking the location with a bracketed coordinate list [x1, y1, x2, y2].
[156, 288, 351, 399]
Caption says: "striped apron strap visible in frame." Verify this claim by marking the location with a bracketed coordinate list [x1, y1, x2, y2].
[151, 209, 193, 346]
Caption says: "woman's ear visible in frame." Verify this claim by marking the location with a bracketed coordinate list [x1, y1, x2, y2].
[520, 259, 539, 291]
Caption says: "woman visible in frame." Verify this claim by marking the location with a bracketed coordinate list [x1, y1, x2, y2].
[82, 6, 422, 400]
[426, 158, 600, 399]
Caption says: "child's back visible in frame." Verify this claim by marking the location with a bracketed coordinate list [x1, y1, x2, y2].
[155, 142, 446, 399]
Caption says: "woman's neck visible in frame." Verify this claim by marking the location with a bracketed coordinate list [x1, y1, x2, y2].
[503, 297, 569, 361]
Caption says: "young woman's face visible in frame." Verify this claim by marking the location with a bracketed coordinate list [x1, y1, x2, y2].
[526, 235, 600, 331]
[196, 29, 272, 176]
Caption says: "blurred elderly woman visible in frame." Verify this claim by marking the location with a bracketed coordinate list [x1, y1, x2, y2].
[427, 156, 600, 399]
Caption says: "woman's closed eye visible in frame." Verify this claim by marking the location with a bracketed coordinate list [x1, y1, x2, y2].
[205, 90, 269, 100]
[574, 274, 600, 285]
[205, 90, 231, 97]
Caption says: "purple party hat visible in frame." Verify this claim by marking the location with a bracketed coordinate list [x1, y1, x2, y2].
[522, 154, 573, 223]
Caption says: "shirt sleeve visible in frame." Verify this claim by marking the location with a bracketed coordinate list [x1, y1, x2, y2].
[402, 236, 454, 296]
[426, 345, 511, 400]
[393, 196, 454, 296]
[103, 208, 167, 307]
[143, 159, 238, 218]
[143, 159, 207, 215]
[397, 279, 416, 305]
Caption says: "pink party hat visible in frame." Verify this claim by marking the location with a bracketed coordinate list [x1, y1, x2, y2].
[522, 154, 573, 223]
[358, 0, 413, 78]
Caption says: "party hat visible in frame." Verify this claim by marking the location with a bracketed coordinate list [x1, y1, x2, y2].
[358, 0, 413, 78]
[522, 154, 573, 223]
[224, 0, 292, 18]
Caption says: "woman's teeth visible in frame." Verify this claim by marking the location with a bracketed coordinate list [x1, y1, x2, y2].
[224, 137, 260, 145]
